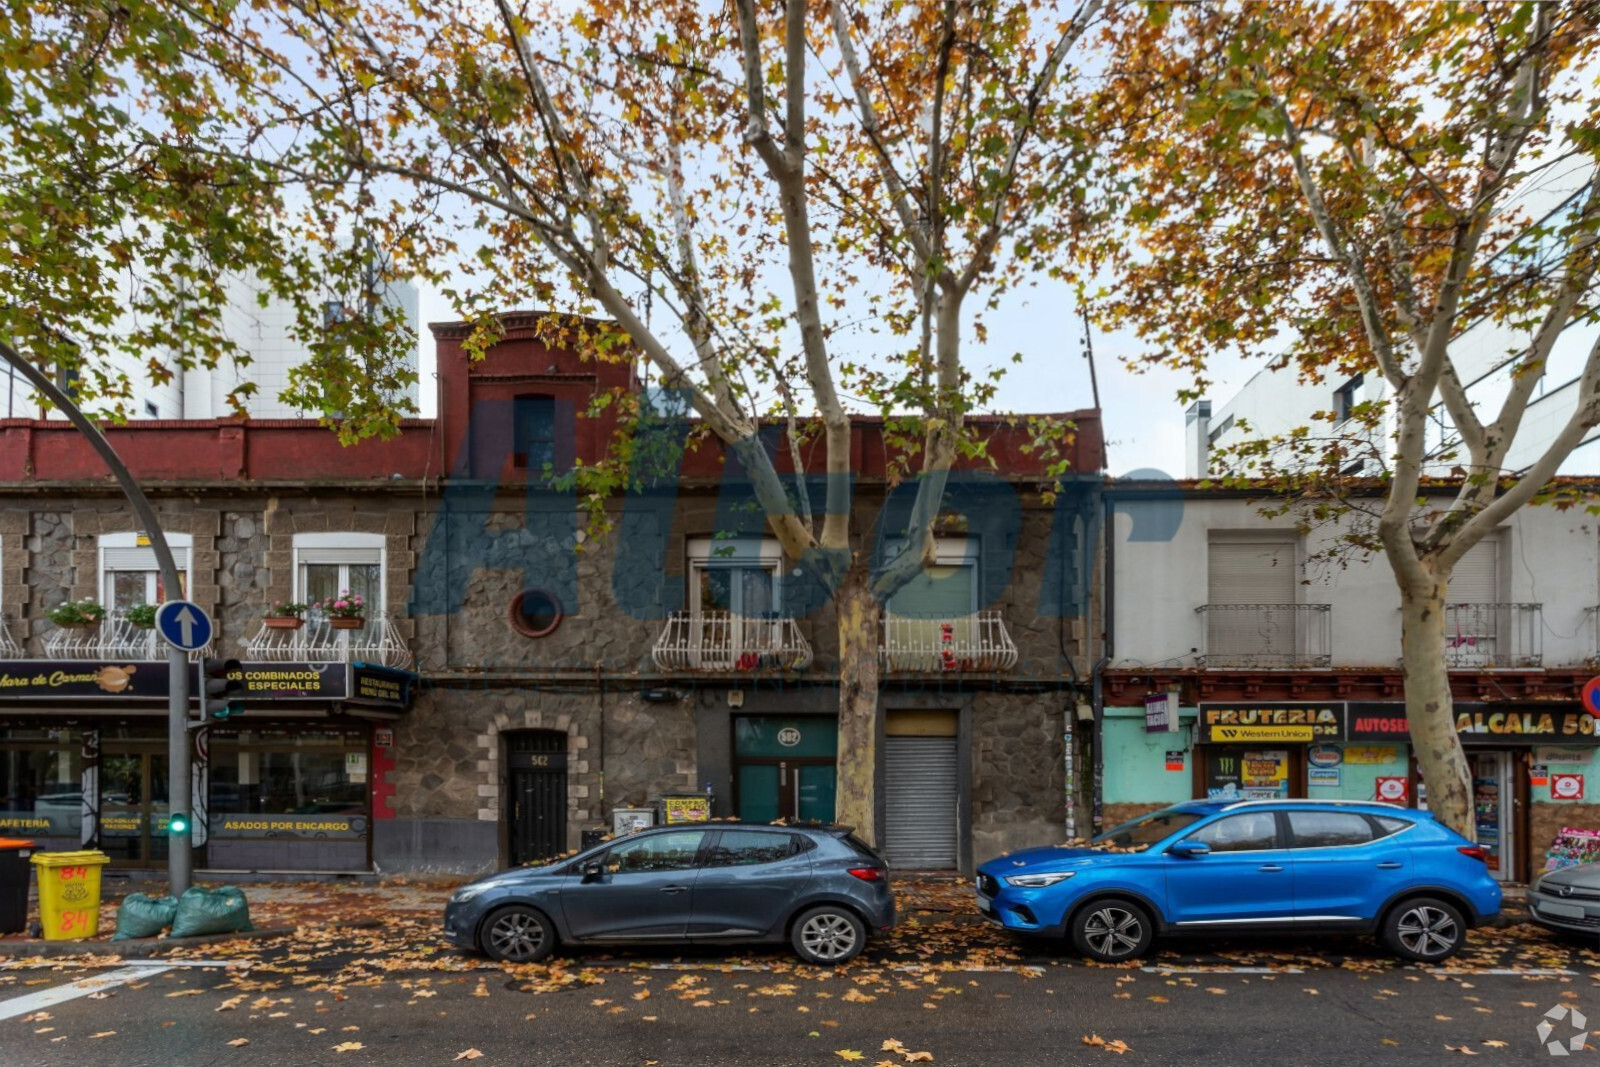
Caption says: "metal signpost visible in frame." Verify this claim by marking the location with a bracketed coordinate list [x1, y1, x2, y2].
[0, 341, 197, 894]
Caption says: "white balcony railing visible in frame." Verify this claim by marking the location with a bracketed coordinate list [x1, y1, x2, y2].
[42, 610, 214, 661]
[1195, 603, 1332, 668]
[882, 611, 1017, 673]
[244, 610, 414, 670]
[0, 614, 21, 658]
[652, 611, 813, 672]
[1443, 602, 1542, 668]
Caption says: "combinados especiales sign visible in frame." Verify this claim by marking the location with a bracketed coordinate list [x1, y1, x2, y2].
[0, 660, 349, 700]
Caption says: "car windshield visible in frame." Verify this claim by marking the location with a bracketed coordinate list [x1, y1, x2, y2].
[1092, 809, 1205, 847]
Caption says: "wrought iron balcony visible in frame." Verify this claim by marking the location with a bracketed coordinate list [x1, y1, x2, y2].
[42, 610, 214, 661]
[881, 611, 1018, 673]
[652, 611, 813, 672]
[1195, 603, 1331, 668]
[1442, 602, 1541, 668]
[0, 614, 20, 658]
[244, 610, 414, 670]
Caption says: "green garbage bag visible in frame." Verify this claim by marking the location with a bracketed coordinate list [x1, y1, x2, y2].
[169, 886, 253, 939]
[111, 893, 179, 941]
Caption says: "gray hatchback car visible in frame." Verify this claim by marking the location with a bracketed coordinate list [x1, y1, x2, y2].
[443, 824, 895, 965]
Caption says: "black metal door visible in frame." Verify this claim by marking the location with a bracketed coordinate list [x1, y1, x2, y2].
[507, 731, 568, 865]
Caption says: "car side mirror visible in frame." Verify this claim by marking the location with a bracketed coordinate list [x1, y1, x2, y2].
[1168, 839, 1211, 858]
[581, 859, 605, 881]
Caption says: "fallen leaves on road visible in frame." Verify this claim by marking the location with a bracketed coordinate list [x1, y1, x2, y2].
[1444, 1046, 1479, 1056]
[228, 1038, 250, 1047]
[454, 1051, 484, 1061]
[836, 1052, 865, 1062]
[332, 1041, 365, 1052]
[90, 1030, 116, 1038]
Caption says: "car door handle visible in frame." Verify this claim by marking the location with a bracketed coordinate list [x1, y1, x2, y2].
[660, 885, 689, 894]
[1376, 861, 1403, 870]
[1257, 864, 1285, 872]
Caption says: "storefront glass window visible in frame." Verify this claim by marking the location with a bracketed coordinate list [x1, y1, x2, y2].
[210, 729, 368, 818]
[0, 733, 82, 839]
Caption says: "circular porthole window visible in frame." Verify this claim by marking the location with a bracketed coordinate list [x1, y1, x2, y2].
[509, 589, 563, 638]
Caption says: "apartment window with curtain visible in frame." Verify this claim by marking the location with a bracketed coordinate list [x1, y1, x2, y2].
[99, 533, 191, 610]
[883, 538, 984, 668]
[294, 533, 385, 642]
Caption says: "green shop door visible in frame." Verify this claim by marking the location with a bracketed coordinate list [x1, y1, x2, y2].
[734, 717, 837, 824]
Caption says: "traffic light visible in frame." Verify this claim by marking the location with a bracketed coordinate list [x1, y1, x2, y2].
[169, 812, 191, 836]
[201, 657, 246, 721]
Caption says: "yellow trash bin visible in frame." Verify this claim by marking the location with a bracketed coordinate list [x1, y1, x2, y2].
[31, 850, 110, 940]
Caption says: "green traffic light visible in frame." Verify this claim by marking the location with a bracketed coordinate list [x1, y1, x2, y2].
[169, 812, 191, 835]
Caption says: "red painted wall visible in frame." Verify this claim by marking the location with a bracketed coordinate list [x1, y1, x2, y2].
[0, 311, 1104, 485]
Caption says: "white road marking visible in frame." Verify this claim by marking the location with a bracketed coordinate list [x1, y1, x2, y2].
[0, 965, 171, 1021]
[1144, 966, 1305, 974]
[1430, 968, 1577, 977]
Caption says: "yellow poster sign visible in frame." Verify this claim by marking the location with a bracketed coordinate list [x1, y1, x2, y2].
[1210, 725, 1315, 743]
[662, 797, 710, 824]
[1342, 745, 1399, 765]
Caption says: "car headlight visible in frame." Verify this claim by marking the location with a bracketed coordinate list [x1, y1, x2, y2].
[451, 883, 491, 905]
[1005, 872, 1077, 888]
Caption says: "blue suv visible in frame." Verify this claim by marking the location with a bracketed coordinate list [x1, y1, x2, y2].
[976, 800, 1500, 963]
[444, 824, 894, 965]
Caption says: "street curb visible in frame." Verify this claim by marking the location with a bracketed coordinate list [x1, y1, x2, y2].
[0, 919, 384, 959]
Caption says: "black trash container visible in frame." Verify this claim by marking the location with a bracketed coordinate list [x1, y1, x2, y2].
[0, 839, 36, 935]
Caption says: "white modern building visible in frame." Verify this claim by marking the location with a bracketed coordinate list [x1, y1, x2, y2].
[1189, 167, 1599, 479]
[1, 268, 420, 422]
[1097, 480, 1600, 886]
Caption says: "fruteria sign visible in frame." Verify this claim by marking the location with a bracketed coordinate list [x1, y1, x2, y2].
[1198, 703, 1345, 744]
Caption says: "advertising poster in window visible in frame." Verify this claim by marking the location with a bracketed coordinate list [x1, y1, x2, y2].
[1240, 750, 1291, 798]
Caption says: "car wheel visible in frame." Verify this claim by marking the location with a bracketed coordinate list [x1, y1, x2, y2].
[791, 906, 867, 965]
[1071, 899, 1155, 963]
[1382, 897, 1466, 962]
[480, 905, 557, 964]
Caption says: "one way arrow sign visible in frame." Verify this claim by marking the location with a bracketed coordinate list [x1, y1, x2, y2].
[155, 600, 214, 652]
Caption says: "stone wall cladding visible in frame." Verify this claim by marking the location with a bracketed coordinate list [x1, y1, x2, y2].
[971, 691, 1069, 863]
[217, 511, 268, 656]
[23, 511, 72, 646]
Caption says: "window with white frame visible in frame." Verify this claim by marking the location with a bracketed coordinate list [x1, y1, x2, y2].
[1445, 537, 1501, 665]
[294, 533, 385, 639]
[688, 538, 782, 618]
[99, 532, 191, 611]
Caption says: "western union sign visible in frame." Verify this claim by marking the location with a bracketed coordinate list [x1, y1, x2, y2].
[1210, 725, 1316, 743]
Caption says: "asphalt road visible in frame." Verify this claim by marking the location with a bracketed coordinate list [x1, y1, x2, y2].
[1, 934, 1594, 1066]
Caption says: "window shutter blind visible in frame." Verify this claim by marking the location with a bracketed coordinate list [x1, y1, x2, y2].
[1207, 541, 1295, 604]
[1448, 540, 1498, 604]
[298, 547, 382, 565]
[102, 546, 189, 570]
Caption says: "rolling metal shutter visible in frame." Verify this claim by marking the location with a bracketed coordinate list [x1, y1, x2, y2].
[883, 736, 958, 870]
[1207, 541, 1295, 603]
[1447, 540, 1498, 603]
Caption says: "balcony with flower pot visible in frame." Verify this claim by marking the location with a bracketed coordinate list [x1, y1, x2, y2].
[880, 610, 1018, 673]
[244, 597, 413, 670]
[651, 611, 813, 672]
[42, 599, 216, 661]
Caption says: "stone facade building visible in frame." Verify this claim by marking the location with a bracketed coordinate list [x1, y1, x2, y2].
[0, 314, 1104, 876]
